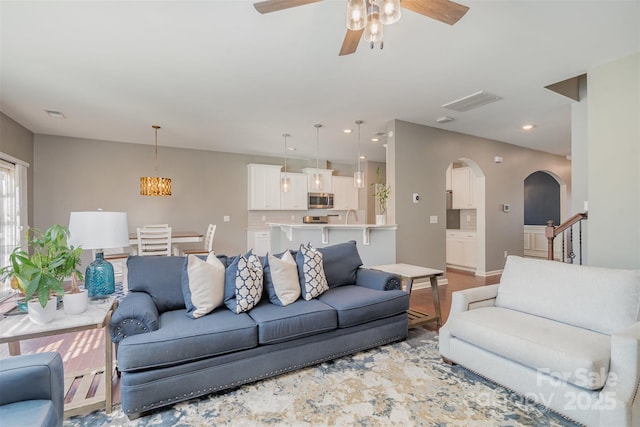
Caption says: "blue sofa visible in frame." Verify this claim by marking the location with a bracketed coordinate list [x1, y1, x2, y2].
[0, 352, 64, 427]
[110, 241, 409, 418]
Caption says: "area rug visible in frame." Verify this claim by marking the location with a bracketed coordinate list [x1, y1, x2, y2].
[65, 328, 580, 426]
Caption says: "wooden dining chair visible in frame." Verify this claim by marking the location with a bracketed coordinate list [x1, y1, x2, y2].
[136, 227, 173, 257]
[182, 224, 216, 255]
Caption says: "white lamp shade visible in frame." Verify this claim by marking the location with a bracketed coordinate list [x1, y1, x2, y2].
[68, 211, 129, 250]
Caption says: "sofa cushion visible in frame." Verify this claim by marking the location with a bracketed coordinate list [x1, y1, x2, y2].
[224, 251, 263, 314]
[449, 306, 611, 390]
[181, 253, 225, 318]
[317, 240, 363, 288]
[127, 256, 187, 313]
[296, 244, 329, 300]
[117, 308, 258, 371]
[265, 251, 301, 306]
[247, 299, 337, 344]
[496, 256, 640, 335]
[318, 285, 409, 328]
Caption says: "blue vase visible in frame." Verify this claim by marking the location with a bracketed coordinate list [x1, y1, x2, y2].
[85, 252, 115, 299]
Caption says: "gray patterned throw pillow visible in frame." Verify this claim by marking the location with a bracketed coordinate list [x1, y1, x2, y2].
[300, 244, 329, 300]
[234, 252, 263, 313]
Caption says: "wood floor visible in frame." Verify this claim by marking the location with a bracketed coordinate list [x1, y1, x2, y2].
[0, 268, 500, 408]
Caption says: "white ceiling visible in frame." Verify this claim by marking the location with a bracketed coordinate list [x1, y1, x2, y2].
[1, 1, 639, 164]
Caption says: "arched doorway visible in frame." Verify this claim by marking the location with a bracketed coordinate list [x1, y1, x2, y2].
[523, 170, 567, 259]
[445, 158, 486, 275]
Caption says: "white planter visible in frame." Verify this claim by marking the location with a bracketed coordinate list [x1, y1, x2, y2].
[376, 214, 386, 226]
[64, 290, 88, 315]
[28, 297, 57, 324]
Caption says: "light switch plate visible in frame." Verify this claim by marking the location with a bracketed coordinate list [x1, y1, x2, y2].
[430, 216, 438, 224]
[223, 215, 230, 222]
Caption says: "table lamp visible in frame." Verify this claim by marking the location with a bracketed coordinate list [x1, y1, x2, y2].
[68, 211, 129, 299]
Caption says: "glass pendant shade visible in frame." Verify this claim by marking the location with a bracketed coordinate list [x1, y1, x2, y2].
[354, 170, 365, 188]
[140, 176, 172, 196]
[380, 0, 401, 25]
[347, 0, 367, 30]
[364, 6, 383, 43]
[311, 172, 323, 191]
[281, 175, 290, 193]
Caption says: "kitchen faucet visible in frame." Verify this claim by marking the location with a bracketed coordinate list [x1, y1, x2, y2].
[345, 209, 358, 224]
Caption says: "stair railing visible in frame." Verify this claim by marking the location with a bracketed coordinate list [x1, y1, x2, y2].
[545, 212, 588, 264]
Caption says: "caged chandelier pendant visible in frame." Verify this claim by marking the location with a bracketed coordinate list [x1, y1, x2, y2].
[140, 125, 172, 196]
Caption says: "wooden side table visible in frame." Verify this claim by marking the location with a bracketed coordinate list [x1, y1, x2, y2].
[371, 263, 444, 328]
[0, 296, 118, 417]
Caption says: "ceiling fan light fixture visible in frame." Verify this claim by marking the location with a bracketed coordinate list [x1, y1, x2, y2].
[347, 0, 367, 31]
[363, 2, 383, 44]
[380, 0, 401, 25]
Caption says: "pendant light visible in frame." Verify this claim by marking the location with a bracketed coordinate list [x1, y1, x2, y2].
[281, 133, 291, 193]
[311, 124, 323, 191]
[354, 120, 365, 188]
[140, 125, 172, 196]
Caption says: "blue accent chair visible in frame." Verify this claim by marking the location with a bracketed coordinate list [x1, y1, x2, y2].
[0, 352, 64, 427]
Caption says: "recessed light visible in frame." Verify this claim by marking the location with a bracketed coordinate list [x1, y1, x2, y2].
[287, 147, 296, 151]
[359, 155, 366, 160]
[45, 109, 66, 119]
[371, 138, 379, 142]
[522, 124, 535, 130]
[343, 129, 353, 134]
[436, 116, 454, 123]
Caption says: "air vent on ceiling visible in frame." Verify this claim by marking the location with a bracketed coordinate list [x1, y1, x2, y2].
[442, 91, 502, 112]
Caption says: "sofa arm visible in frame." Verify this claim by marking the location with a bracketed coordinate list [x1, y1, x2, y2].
[449, 284, 499, 315]
[109, 292, 159, 344]
[355, 268, 402, 291]
[600, 322, 640, 427]
[0, 352, 64, 417]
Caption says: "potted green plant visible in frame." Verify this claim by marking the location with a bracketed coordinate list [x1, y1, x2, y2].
[0, 224, 85, 322]
[372, 167, 391, 225]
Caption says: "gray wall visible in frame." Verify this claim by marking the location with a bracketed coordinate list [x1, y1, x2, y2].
[586, 53, 640, 269]
[0, 113, 34, 228]
[388, 120, 571, 274]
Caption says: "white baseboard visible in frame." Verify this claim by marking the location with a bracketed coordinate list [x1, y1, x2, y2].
[475, 269, 503, 277]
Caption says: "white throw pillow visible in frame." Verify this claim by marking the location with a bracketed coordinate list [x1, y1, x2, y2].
[186, 253, 225, 318]
[268, 250, 301, 306]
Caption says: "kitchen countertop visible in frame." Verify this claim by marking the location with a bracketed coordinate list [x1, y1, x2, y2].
[268, 222, 398, 246]
[268, 222, 397, 229]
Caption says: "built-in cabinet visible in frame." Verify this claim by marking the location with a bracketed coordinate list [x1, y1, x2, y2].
[247, 164, 282, 210]
[247, 230, 270, 256]
[301, 168, 333, 193]
[446, 230, 477, 269]
[331, 176, 358, 210]
[451, 166, 476, 209]
[280, 172, 308, 210]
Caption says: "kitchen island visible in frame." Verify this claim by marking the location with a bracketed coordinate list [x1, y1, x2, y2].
[268, 223, 398, 267]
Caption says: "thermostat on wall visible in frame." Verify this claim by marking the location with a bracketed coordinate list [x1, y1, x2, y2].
[503, 203, 510, 212]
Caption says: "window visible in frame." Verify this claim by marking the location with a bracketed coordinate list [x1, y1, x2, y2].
[0, 154, 28, 301]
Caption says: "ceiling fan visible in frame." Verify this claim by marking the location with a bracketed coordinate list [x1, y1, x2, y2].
[254, 0, 469, 56]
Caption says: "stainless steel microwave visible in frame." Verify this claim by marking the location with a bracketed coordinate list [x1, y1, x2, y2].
[308, 192, 334, 209]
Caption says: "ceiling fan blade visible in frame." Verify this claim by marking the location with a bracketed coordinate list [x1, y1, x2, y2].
[339, 29, 364, 56]
[254, 0, 323, 14]
[401, 0, 469, 25]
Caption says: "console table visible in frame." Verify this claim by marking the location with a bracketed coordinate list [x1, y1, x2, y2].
[371, 263, 444, 328]
[0, 296, 117, 417]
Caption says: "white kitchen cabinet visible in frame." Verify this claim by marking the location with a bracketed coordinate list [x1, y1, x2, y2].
[301, 168, 333, 193]
[451, 167, 476, 209]
[247, 164, 282, 210]
[331, 176, 359, 210]
[446, 230, 477, 269]
[247, 230, 271, 256]
[280, 172, 308, 210]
